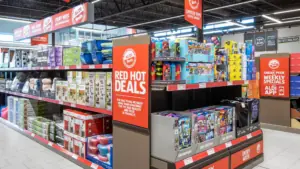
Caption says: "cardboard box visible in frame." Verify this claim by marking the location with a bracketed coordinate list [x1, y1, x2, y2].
[88, 72, 96, 107]
[63, 109, 112, 137]
[95, 72, 107, 109]
[67, 71, 77, 84]
[68, 83, 77, 103]
[64, 131, 87, 158]
[106, 73, 112, 110]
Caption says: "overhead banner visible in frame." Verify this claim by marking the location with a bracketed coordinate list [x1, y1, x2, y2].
[244, 30, 278, 51]
[184, 0, 203, 29]
[260, 54, 290, 98]
[31, 34, 48, 46]
[113, 42, 150, 129]
[14, 2, 94, 41]
[278, 36, 300, 43]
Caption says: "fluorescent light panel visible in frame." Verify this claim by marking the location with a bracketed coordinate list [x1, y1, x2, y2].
[73, 27, 103, 33]
[265, 19, 300, 26]
[92, 0, 102, 4]
[274, 8, 300, 15]
[204, 0, 258, 12]
[262, 15, 282, 23]
[0, 17, 31, 23]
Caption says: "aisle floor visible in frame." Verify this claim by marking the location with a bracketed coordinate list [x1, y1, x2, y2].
[1, 122, 300, 169]
[0, 122, 83, 169]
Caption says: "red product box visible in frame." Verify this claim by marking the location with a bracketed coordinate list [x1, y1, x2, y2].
[63, 109, 112, 137]
[291, 53, 300, 59]
[64, 130, 87, 158]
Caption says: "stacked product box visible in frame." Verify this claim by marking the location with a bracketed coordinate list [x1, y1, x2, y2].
[182, 63, 214, 83]
[228, 54, 242, 81]
[81, 40, 113, 64]
[49, 121, 64, 146]
[7, 96, 15, 124]
[291, 76, 300, 96]
[291, 53, 300, 72]
[63, 47, 81, 66]
[87, 135, 113, 169]
[214, 49, 228, 82]
[67, 72, 77, 104]
[63, 109, 112, 158]
[180, 39, 215, 62]
[55, 80, 69, 102]
[28, 117, 53, 140]
[151, 106, 236, 162]
[37, 46, 49, 67]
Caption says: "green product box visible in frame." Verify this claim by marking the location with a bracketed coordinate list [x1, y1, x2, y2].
[63, 47, 81, 66]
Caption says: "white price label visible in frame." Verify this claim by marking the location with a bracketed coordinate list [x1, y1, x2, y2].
[40, 67, 44, 70]
[89, 65, 95, 69]
[65, 66, 70, 70]
[55, 67, 59, 70]
[59, 101, 63, 105]
[38, 97, 42, 100]
[76, 65, 81, 69]
[177, 84, 186, 91]
[48, 142, 53, 147]
[245, 80, 249, 85]
[183, 157, 193, 166]
[199, 83, 207, 88]
[225, 142, 232, 148]
[71, 103, 76, 108]
[228, 82, 233, 86]
[31, 133, 35, 137]
[246, 133, 252, 139]
[72, 154, 78, 159]
[102, 64, 110, 69]
[207, 148, 215, 155]
[91, 163, 98, 169]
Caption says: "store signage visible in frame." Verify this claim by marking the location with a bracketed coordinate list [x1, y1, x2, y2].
[31, 34, 48, 46]
[260, 56, 290, 98]
[244, 30, 278, 51]
[202, 156, 229, 169]
[14, 2, 94, 41]
[278, 36, 300, 43]
[231, 141, 263, 169]
[184, 0, 203, 29]
[113, 44, 150, 129]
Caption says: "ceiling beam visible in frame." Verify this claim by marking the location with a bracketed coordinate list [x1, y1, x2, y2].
[0, 4, 54, 14]
[261, 0, 282, 9]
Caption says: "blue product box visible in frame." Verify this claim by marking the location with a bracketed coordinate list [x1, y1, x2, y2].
[80, 53, 94, 65]
[247, 74, 252, 80]
[291, 76, 300, 82]
[182, 62, 214, 84]
[180, 39, 214, 62]
[92, 40, 112, 51]
[86, 135, 113, 169]
[291, 89, 300, 96]
[291, 82, 300, 88]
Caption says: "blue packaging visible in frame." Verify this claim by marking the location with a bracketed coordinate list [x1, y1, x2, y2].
[80, 53, 94, 64]
[180, 39, 214, 63]
[171, 63, 176, 80]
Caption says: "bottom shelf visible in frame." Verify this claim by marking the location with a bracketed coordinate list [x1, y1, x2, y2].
[0, 118, 104, 169]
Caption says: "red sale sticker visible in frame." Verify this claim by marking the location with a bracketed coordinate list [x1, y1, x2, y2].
[260, 57, 290, 98]
[113, 44, 150, 129]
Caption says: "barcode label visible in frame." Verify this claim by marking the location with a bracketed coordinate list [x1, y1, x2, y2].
[183, 157, 193, 166]
[177, 84, 186, 90]
[225, 142, 232, 148]
[72, 154, 78, 159]
[48, 142, 53, 146]
[207, 148, 215, 155]
[246, 133, 252, 139]
[91, 163, 98, 169]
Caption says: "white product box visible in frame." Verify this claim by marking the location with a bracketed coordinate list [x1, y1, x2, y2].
[88, 72, 95, 107]
[95, 72, 107, 109]
[68, 83, 77, 104]
[106, 72, 112, 110]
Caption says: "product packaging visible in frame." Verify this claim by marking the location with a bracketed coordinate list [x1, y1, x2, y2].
[63, 47, 81, 66]
[95, 72, 107, 109]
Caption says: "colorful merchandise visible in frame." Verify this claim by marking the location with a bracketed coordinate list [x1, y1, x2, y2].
[183, 63, 214, 84]
[214, 49, 228, 82]
[180, 39, 214, 62]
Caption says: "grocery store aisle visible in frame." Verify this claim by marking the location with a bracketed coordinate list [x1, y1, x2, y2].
[255, 128, 300, 169]
[0, 122, 83, 169]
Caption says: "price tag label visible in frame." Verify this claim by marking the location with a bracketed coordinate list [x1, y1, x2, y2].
[38, 97, 42, 100]
[102, 64, 110, 69]
[207, 148, 215, 156]
[48, 142, 53, 147]
[89, 65, 95, 69]
[225, 141, 232, 148]
[40, 67, 44, 70]
[91, 163, 98, 169]
[183, 157, 193, 166]
[177, 84, 186, 91]
[71, 103, 76, 108]
[199, 83, 207, 88]
[65, 66, 70, 70]
[59, 101, 63, 105]
[228, 82, 233, 86]
[246, 133, 252, 139]
[245, 80, 249, 85]
[55, 67, 59, 70]
[31, 133, 35, 137]
[72, 154, 78, 159]
[76, 65, 81, 69]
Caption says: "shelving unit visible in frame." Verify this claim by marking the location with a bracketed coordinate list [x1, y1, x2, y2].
[0, 64, 112, 71]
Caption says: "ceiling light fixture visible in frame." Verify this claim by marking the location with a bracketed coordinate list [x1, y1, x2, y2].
[73, 27, 103, 33]
[92, 0, 102, 4]
[265, 19, 300, 26]
[274, 8, 300, 15]
[204, 0, 258, 12]
[262, 15, 282, 23]
[227, 21, 247, 28]
[0, 17, 32, 23]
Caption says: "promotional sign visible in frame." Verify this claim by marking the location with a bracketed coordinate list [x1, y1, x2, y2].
[31, 34, 48, 46]
[113, 44, 150, 129]
[184, 0, 203, 29]
[260, 56, 290, 98]
[279, 36, 300, 43]
[231, 141, 263, 169]
[244, 31, 278, 51]
[203, 157, 229, 169]
[14, 2, 94, 41]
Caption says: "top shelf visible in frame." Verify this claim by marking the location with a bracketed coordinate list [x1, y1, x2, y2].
[0, 64, 112, 71]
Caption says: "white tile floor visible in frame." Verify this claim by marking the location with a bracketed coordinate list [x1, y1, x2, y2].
[1, 121, 300, 169]
[0, 122, 83, 169]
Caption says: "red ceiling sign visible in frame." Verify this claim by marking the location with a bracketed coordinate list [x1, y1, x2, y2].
[14, 2, 94, 41]
[31, 34, 49, 46]
[184, 0, 203, 29]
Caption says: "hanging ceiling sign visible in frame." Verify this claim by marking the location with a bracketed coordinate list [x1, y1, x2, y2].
[184, 0, 203, 29]
[14, 2, 94, 41]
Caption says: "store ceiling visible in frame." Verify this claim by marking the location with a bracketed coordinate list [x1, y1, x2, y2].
[1, 0, 300, 31]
